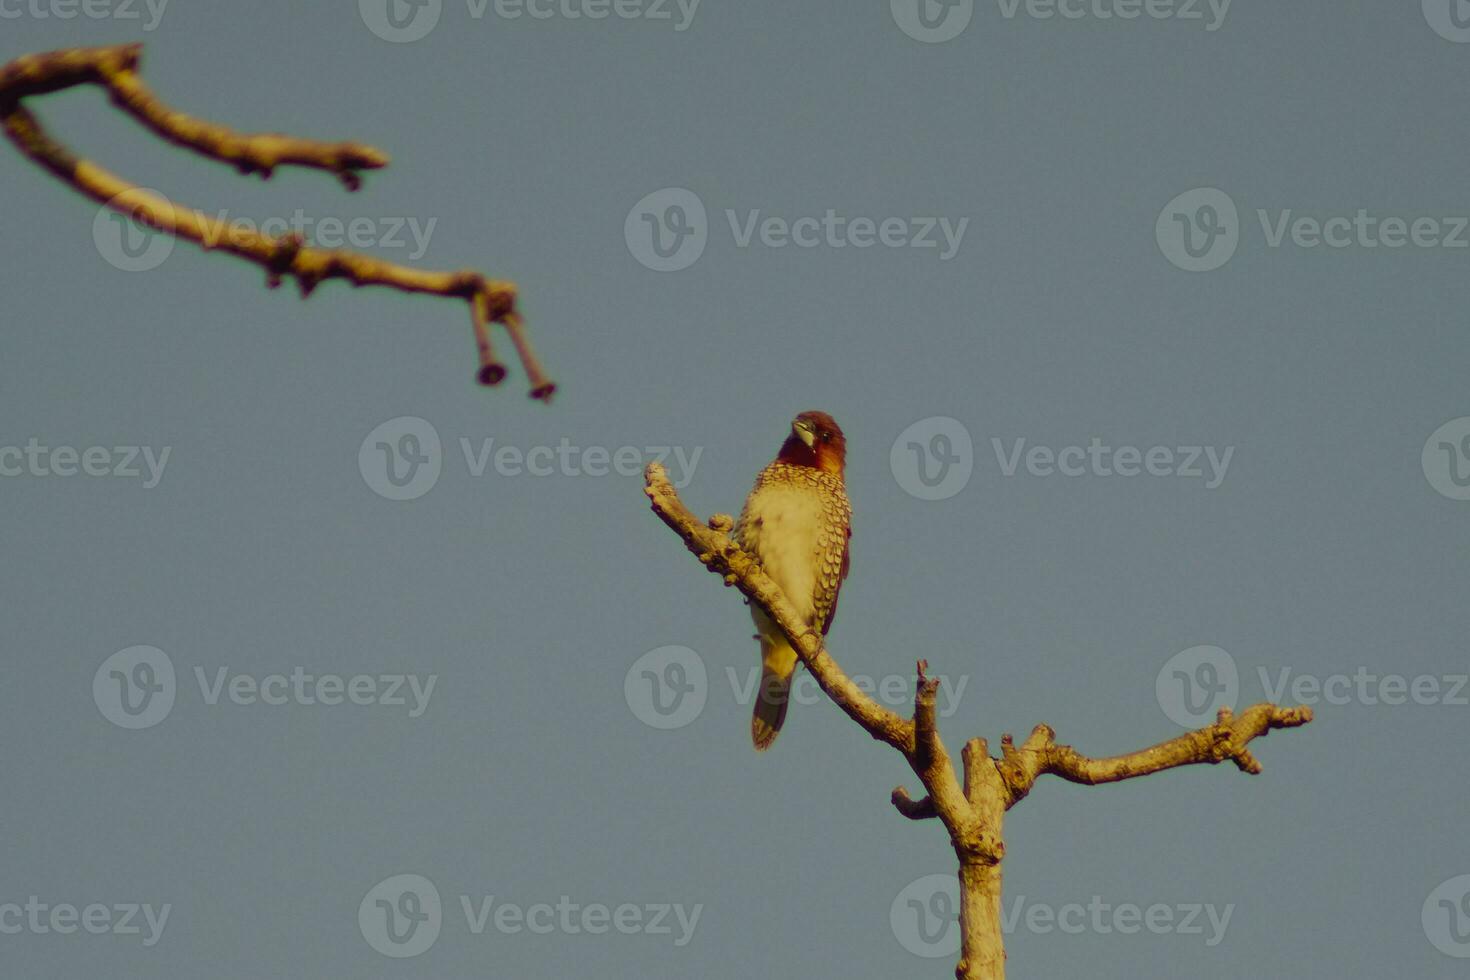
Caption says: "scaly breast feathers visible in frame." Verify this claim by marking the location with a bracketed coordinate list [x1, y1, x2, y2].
[735, 479, 846, 629]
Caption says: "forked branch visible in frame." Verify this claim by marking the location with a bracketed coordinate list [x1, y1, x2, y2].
[644, 461, 1312, 980]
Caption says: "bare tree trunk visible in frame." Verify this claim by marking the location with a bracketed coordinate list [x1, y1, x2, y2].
[957, 860, 1005, 980]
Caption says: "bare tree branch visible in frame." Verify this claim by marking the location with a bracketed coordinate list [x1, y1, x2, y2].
[643, 461, 1313, 980]
[996, 703, 1313, 806]
[890, 787, 938, 821]
[0, 43, 553, 400]
[644, 465, 912, 751]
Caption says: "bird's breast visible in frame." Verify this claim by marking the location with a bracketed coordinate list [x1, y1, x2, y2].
[736, 483, 826, 624]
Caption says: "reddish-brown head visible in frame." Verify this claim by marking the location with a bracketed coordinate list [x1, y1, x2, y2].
[776, 411, 846, 476]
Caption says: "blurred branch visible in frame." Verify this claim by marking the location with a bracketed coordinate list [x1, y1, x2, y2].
[0, 43, 553, 400]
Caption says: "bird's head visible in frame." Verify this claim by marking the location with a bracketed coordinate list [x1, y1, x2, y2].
[778, 410, 846, 476]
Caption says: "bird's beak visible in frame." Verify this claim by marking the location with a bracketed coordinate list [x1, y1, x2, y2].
[793, 419, 816, 449]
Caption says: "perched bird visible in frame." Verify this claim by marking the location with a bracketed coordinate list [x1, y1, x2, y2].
[733, 411, 851, 750]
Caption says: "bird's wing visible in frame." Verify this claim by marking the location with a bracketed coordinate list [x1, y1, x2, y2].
[820, 524, 851, 637]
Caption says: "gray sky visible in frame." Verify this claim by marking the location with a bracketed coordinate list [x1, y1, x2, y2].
[3, 2, 1468, 977]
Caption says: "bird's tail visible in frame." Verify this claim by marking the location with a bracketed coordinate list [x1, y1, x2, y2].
[752, 633, 798, 751]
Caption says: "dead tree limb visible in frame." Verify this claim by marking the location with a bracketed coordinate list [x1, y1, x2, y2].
[644, 461, 1312, 980]
[0, 43, 553, 400]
